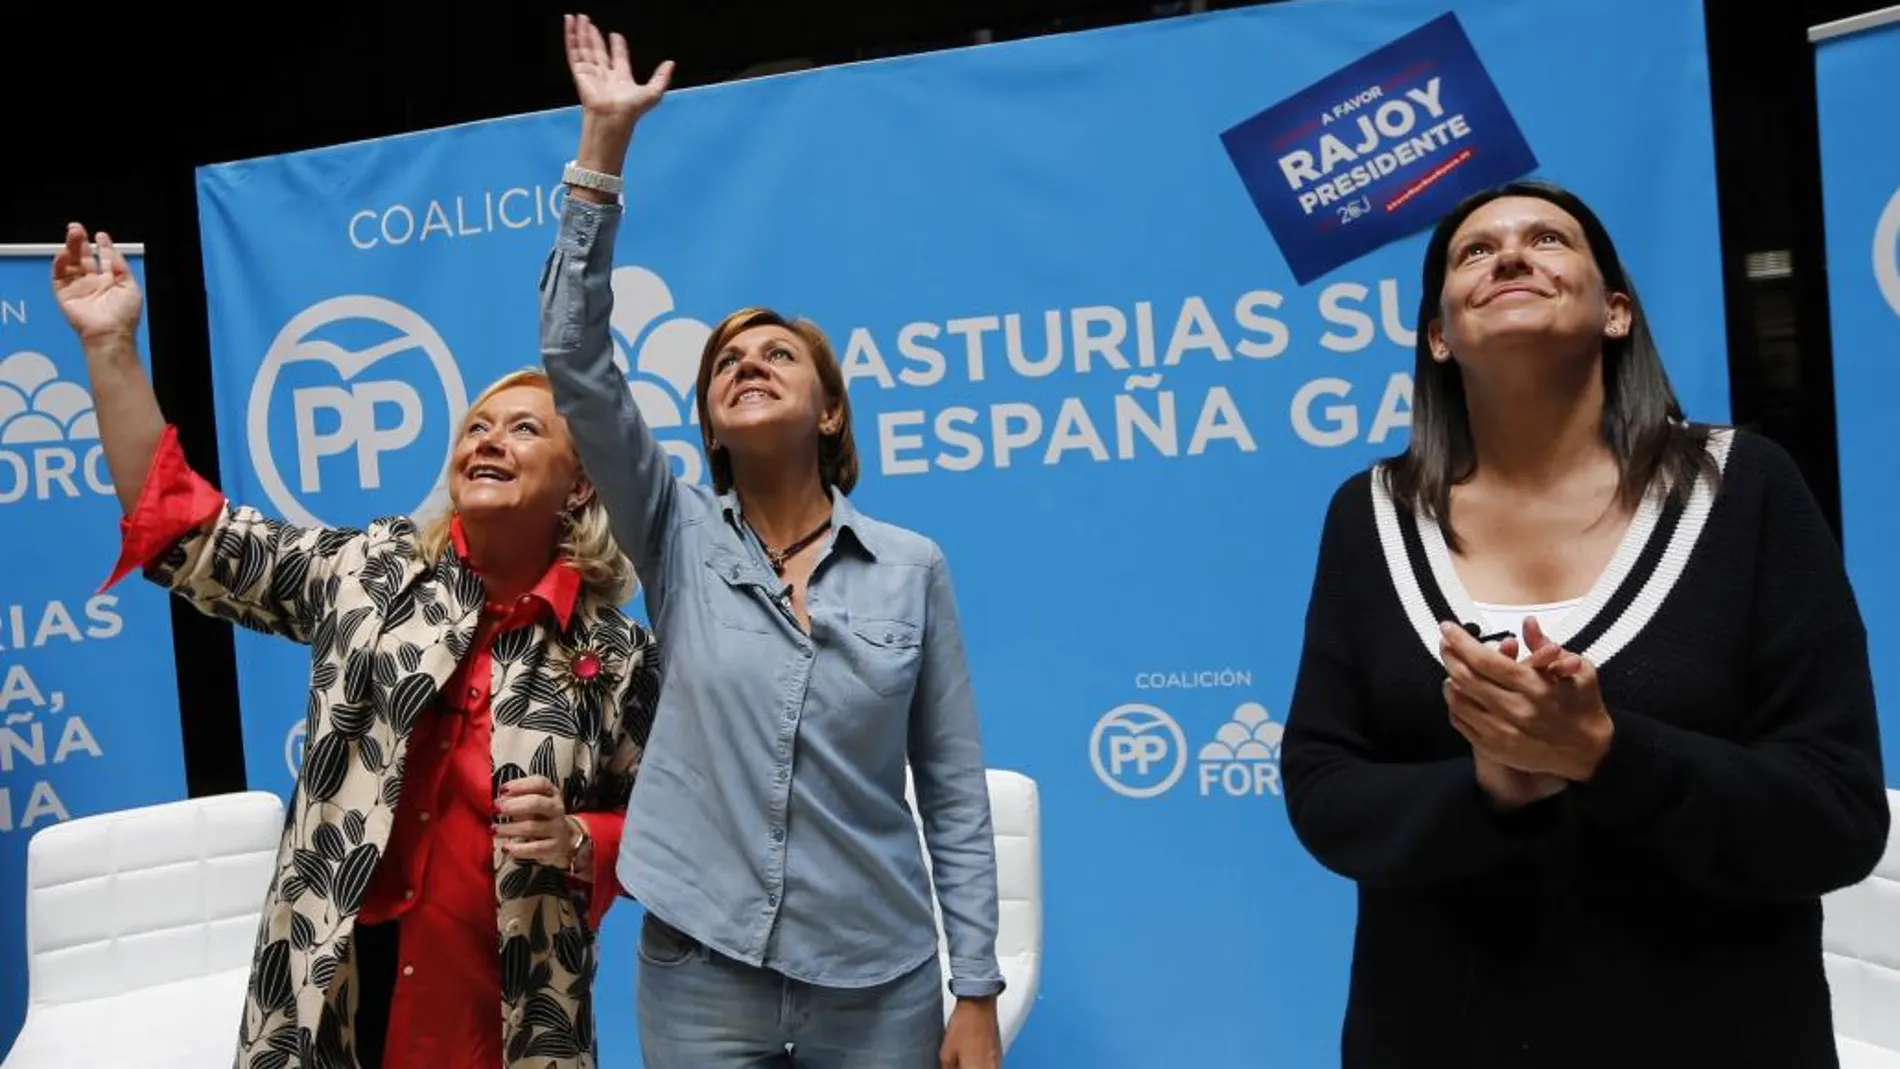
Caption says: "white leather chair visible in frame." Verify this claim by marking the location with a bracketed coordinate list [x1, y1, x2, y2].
[908, 768, 1044, 1051]
[4, 791, 284, 1069]
[1824, 788, 1900, 1069]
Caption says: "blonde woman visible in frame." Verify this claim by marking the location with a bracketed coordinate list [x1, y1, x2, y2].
[53, 220, 660, 1069]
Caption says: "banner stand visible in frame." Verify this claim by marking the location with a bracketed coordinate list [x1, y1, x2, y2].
[0, 242, 190, 1057]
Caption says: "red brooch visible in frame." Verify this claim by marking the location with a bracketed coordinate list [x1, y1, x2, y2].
[571, 651, 603, 682]
[554, 640, 615, 699]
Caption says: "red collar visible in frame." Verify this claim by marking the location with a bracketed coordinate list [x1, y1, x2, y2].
[450, 515, 582, 630]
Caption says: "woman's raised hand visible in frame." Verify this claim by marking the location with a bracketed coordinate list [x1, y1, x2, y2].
[565, 13, 673, 127]
[51, 223, 142, 341]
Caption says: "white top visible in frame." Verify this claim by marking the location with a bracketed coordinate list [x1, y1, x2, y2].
[1470, 598, 1581, 659]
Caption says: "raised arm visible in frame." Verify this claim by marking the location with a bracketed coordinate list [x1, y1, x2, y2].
[54, 223, 365, 643]
[540, 14, 684, 593]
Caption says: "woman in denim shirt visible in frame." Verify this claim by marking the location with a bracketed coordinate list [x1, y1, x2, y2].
[539, 16, 1006, 1069]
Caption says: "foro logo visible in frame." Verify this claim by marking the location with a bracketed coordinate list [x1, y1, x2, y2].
[0, 350, 115, 505]
[1874, 186, 1900, 319]
[609, 267, 712, 483]
[247, 296, 468, 527]
[1089, 702, 1188, 799]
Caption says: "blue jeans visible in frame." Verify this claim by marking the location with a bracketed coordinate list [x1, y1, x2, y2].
[635, 912, 946, 1069]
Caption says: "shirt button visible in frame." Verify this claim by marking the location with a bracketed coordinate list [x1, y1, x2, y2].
[467, 687, 479, 699]
[401, 965, 414, 977]
[439, 739, 451, 751]
[419, 811, 431, 822]
[771, 827, 784, 843]
[767, 893, 779, 907]
[403, 889, 414, 901]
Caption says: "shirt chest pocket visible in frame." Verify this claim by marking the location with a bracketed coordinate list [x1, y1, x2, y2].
[701, 550, 781, 635]
[842, 616, 923, 699]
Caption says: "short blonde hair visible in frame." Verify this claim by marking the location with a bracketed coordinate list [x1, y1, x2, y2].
[417, 368, 637, 606]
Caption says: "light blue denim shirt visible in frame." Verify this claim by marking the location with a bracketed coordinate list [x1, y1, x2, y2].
[539, 197, 1004, 997]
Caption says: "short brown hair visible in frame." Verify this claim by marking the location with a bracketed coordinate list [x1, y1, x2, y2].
[694, 307, 859, 495]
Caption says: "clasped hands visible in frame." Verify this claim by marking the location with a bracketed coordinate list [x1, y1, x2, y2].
[1439, 617, 1615, 810]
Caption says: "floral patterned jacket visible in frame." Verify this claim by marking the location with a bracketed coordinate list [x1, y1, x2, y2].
[146, 494, 659, 1069]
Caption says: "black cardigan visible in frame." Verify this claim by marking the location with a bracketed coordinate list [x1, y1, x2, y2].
[1282, 427, 1889, 1068]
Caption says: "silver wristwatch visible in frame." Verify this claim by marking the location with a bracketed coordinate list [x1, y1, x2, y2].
[561, 160, 625, 197]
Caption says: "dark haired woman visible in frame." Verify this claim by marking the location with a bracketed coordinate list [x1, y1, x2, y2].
[1281, 179, 1887, 1066]
[537, 15, 1005, 1069]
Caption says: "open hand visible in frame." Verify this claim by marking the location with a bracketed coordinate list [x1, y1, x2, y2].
[565, 13, 672, 125]
[495, 775, 577, 868]
[51, 223, 142, 341]
[1441, 618, 1614, 784]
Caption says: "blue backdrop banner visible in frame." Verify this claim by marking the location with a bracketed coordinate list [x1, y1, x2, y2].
[194, 0, 1728, 1064]
[0, 246, 189, 1055]
[1814, 6, 1900, 785]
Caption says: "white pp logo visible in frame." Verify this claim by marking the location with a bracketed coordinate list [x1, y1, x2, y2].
[246, 295, 467, 527]
[1089, 703, 1188, 799]
[609, 267, 712, 483]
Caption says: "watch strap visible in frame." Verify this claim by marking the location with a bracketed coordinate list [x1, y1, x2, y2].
[562, 161, 625, 196]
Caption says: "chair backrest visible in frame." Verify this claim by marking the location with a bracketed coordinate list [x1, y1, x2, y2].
[25, 791, 285, 1006]
[907, 768, 1044, 1050]
[1822, 788, 1900, 1057]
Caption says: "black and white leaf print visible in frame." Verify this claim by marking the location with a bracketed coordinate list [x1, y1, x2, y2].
[310, 660, 339, 692]
[342, 650, 373, 704]
[523, 673, 567, 709]
[315, 1004, 348, 1069]
[445, 626, 472, 662]
[387, 673, 436, 735]
[423, 600, 450, 627]
[310, 612, 338, 668]
[563, 777, 586, 820]
[555, 924, 586, 975]
[372, 648, 400, 690]
[526, 865, 570, 898]
[529, 959, 553, 995]
[493, 762, 527, 797]
[266, 1023, 301, 1057]
[523, 705, 581, 738]
[337, 606, 374, 651]
[500, 864, 534, 900]
[290, 912, 317, 951]
[314, 528, 356, 558]
[380, 772, 404, 808]
[329, 700, 372, 739]
[359, 734, 386, 773]
[576, 991, 595, 1051]
[281, 873, 306, 905]
[334, 843, 380, 915]
[312, 824, 346, 861]
[343, 809, 367, 846]
[302, 732, 350, 801]
[531, 900, 551, 954]
[494, 693, 531, 728]
[382, 587, 418, 631]
[524, 992, 570, 1034]
[291, 849, 333, 900]
[507, 1024, 533, 1065]
[526, 1029, 582, 1059]
[268, 547, 311, 616]
[396, 641, 424, 674]
[530, 737, 559, 786]
[254, 939, 295, 1011]
[495, 625, 535, 665]
[452, 561, 484, 608]
[574, 690, 604, 745]
[251, 1050, 290, 1069]
[501, 935, 532, 1004]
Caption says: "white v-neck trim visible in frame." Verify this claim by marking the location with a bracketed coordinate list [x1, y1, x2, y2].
[1370, 428, 1735, 668]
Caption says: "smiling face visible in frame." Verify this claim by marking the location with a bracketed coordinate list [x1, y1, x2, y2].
[447, 382, 592, 531]
[1428, 195, 1631, 369]
[702, 323, 842, 457]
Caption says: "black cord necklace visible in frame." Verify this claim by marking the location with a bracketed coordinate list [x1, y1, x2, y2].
[752, 516, 833, 576]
